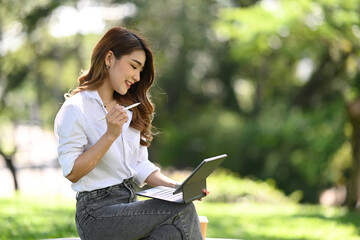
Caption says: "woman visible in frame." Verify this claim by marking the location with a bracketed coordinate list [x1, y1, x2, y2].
[54, 26, 203, 240]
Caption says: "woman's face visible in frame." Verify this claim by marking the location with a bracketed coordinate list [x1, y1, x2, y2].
[107, 50, 146, 95]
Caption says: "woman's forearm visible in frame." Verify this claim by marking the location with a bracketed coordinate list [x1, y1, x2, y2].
[66, 133, 117, 183]
[145, 170, 178, 188]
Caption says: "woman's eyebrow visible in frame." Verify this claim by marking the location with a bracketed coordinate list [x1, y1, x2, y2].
[131, 59, 144, 68]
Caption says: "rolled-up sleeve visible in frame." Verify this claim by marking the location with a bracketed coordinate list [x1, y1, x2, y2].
[133, 144, 160, 187]
[54, 104, 87, 177]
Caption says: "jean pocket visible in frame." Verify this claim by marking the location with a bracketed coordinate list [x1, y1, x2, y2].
[84, 190, 111, 215]
[76, 208, 88, 231]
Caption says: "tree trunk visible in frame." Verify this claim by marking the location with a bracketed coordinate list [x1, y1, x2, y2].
[0, 150, 18, 191]
[346, 97, 360, 209]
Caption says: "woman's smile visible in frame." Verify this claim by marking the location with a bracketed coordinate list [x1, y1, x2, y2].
[105, 50, 145, 95]
[125, 80, 133, 89]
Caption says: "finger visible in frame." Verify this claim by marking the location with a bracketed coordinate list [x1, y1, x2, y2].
[106, 107, 119, 120]
[110, 108, 127, 120]
[113, 111, 123, 120]
[107, 113, 121, 123]
[114, 104, 123, 111]
[122, 115, 129, 123]
[115, 113, 128, 121]
[108, 104, 123, 116]
[108, 104, 120, 114]
[116, 105, 127, 114]
[117, 112, 128, 120]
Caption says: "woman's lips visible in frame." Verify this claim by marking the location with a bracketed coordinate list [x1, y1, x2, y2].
[125, 80, 132, 89]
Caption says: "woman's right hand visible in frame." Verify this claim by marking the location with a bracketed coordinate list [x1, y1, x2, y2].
[66, 104, 128, 183]
[105, 104, 128, 139]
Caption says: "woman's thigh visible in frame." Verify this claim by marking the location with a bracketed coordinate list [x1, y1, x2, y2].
[76, 186, 200, 240]
[93, 200, 190, 238]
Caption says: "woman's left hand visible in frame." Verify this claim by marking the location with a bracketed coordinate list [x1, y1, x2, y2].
[198, 189, 210, 201]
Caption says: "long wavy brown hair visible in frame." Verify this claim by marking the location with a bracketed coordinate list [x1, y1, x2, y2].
[69, 26, 155, 146]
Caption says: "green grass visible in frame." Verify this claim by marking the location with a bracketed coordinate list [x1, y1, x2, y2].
[0, 194, 77, 240]
[1, 170, 360, 240]
[195, 201, 360, 240]
[1, 194, 360, 240]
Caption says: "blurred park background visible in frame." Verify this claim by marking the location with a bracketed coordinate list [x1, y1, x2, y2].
[1, 0, 360, 239]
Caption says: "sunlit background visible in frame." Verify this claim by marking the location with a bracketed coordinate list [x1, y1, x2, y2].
[0, 0, 139, 198]
[1, 0, 360, 238]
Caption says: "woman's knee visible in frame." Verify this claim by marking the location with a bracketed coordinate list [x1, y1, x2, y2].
[143, 224, 182, 240]
[183, 202, 198, 217]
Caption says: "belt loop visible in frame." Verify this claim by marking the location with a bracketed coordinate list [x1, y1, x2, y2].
[122, 178, 135, 202]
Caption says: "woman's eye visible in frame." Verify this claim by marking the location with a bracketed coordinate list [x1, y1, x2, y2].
[131, 65, 137, 70]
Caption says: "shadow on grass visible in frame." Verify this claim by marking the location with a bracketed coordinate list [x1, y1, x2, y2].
[291, 209, 360, 236]
[207, 216, 318, 240]
[204, 205, 360, 240]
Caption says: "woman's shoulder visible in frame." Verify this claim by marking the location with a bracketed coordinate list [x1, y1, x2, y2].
[56, 92, 88, 118]
[61, 91, 89, 109]
[55, 93, 88, 126]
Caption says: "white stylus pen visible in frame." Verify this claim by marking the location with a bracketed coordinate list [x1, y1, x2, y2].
[98, 102, 141, 121]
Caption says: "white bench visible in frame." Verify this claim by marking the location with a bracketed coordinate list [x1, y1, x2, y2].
[43, 238, 241, 240]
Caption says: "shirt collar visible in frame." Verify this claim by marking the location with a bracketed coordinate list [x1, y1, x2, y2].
[82, 90, 133, 134]
[82, 90, 108, 110]
[83, 90, 103, 102]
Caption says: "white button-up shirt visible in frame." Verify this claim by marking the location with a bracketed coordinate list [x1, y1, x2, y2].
[54, 90, 159, 192]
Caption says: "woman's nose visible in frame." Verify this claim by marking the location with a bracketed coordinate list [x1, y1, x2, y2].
[133, 71, 141, 82]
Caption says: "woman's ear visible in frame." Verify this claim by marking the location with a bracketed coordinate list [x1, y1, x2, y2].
[104, 50, 114, 67]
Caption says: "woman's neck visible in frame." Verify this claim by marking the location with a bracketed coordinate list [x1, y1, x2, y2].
[97, 80, 115, 106]
[97, 81, 131, 108]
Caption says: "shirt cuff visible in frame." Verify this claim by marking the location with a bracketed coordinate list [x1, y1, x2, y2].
[133, 161, 160, 188]
[58, 152, 78, 177]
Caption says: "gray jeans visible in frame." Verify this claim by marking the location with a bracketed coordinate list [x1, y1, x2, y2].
[75, 180, 203, 240]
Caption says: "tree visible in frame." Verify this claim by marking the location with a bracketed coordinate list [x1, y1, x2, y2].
[214, 0, 360, 204]
[2, 0, 359, 205]
[0, 0, 78, 190]
[346, 97, 360, 208]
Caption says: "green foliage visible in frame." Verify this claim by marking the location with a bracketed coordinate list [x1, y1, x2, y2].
[207, 0, 360, 202]
[1, 0, 360, 204]
[204, 169, 293, 203]
[161, 168, 293, 203]
[155, 99, 347, 202]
